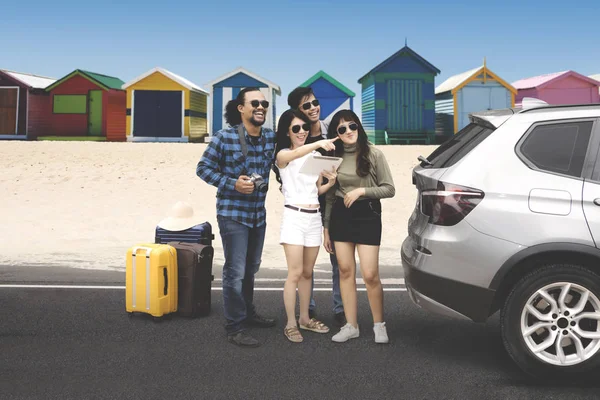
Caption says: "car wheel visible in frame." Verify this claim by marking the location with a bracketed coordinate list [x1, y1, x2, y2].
[501, 264, 600, 381]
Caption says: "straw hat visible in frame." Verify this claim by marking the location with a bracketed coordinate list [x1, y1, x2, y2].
[157, 201, 201, 232]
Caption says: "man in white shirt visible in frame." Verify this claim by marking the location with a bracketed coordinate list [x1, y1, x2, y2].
[287, 86, 346, 327]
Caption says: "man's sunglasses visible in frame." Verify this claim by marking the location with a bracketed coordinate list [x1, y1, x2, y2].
[291, 123, 310, 134]
[337, 122, 358, 135]
[301, 99, 320, 110]
[248, 100, 269, 108]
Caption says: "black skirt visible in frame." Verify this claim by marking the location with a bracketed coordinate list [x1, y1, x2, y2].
[329, 197, 382, 246]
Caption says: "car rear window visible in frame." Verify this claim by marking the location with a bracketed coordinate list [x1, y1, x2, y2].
[426, 123, 495, 168]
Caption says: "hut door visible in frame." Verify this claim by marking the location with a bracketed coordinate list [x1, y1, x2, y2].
[0, 88, 18, 135]
[490, 87, 509, 110]
[157, 91, 182, 138]
[386, 79, 423, 133]
[88, 90, 103, 136]
[133, 91, 159, 137]
[133, 90, 181, 138]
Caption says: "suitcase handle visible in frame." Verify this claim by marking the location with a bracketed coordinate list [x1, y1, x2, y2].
[132, 246, 154, 256]
[163, 267, 168, 295]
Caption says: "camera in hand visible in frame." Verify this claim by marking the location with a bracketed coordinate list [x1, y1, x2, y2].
[249, 173, 268, 193]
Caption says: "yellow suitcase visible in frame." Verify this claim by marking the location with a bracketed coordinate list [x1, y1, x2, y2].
[126, 244, 178, 319]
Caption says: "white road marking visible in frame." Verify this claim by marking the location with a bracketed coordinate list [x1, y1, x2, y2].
[249, 287, 407, 292]
[214, 278, 406, 285]
[0, 284, 406, 292]
[0, 285, 125, 289]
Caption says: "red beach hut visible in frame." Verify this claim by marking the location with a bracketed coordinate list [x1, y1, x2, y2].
[0, 69, 56, 140]
[43, 69, 126, 141]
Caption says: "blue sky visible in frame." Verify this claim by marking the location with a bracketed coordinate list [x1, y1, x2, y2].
[2, 0, 599, 118]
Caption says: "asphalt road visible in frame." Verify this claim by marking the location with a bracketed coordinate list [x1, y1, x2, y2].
[1, 266, 599, 399]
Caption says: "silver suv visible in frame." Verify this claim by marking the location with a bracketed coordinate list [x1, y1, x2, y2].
[402, 98, 600, 381]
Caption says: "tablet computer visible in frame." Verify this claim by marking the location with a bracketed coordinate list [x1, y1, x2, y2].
[299, 154, 343, 175]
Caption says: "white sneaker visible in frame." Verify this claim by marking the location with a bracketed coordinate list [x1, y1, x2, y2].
[332, 323, 360, 343]
[373, 322, 389, 344]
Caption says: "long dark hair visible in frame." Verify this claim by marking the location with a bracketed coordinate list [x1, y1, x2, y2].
[273, 108, 311, 186]
[224, 87, 260, 127]
[327, 109, 371, 177]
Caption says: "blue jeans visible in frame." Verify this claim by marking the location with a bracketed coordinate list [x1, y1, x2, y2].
[217, 216, 266, 335]
[309, 243, 344, 314]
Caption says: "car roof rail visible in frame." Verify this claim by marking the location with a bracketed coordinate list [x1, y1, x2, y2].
[518, 97, 600, 114]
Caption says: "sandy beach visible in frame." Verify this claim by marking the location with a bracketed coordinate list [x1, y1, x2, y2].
[0, 141, 437, 272]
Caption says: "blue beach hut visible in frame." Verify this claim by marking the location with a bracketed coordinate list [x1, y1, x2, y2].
[206, 67, 281, 134]
[357, 44, 440, 144]
[435, 61, 516, 143]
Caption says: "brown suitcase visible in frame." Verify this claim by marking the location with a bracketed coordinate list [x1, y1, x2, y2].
[167, 242, 214, 317]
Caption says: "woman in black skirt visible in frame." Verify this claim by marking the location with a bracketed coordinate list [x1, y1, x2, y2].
[322, 109, 395, 344]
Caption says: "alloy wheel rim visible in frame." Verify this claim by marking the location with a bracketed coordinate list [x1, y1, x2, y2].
[520, 282, 600, 366]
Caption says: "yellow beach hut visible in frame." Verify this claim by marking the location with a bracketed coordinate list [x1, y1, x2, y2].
[122, 67, 209, 142]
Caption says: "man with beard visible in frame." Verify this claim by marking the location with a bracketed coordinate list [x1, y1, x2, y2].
[197, 87, 276, 347]
[287, 86, 346, 327]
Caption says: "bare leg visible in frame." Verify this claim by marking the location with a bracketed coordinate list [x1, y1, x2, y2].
[334, 241, 358, 327]
[298, 246, 320, 326]
[283, 244, 304, 328]
[356, 244, 383, 323]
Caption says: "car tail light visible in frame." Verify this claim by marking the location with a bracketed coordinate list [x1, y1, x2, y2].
[420, 182, 484, 226]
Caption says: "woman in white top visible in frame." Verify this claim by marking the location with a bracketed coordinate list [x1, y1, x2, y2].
[274, 109, 339, 343]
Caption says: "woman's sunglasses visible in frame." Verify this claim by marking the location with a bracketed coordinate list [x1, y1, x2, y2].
[301, 99, 320, 110]
[291, 123, 310, 134]
[337, 122, 358, 135]
[248, 100, 269, 108]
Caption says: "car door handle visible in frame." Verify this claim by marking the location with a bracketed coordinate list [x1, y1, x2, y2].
[594, 198, 600, 206]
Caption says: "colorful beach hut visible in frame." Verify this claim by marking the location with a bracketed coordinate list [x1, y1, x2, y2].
[0, 69, 56, 140]
[512, 71, 600, 106]
[206, 67, 281, 134]
[121, 67, 209, 142]
[298, 70, 355, 123]
[42, 69, 126, 141]
[434, 62, 516, 142]
[357, 44, 440, 145]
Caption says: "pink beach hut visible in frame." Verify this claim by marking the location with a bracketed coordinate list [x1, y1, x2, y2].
[512, 70, 600, 106]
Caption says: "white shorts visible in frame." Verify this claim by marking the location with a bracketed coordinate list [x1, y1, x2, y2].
[280, 206, 323, 247]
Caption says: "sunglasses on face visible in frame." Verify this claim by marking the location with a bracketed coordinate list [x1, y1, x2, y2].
[291, 123, 310, 134]
[301, 99, 320, 110]
[248, 100, 269, 108]
[337, 122, 358, 135]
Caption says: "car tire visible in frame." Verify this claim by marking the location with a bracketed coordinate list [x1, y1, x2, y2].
[500, 263, 600, 382]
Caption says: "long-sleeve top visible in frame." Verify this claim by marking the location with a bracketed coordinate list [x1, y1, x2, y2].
[196, 125, 275, 228]
[324, 142, 395, 229]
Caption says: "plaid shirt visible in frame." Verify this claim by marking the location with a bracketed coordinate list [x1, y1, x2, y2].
[196, 125, 275, 228]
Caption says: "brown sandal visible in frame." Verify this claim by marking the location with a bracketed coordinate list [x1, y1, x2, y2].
[284, 326, 303, 343]
[299, 318, 330, 334]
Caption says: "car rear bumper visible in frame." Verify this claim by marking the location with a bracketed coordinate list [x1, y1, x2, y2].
[402, 236, 496, 322]
[405, 282, 472, 321]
